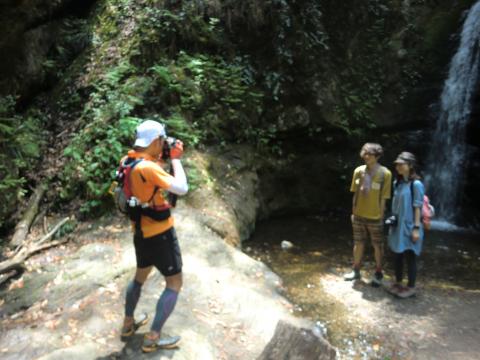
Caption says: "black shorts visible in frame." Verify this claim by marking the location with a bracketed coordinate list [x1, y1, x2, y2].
[133, 227, 182, 276]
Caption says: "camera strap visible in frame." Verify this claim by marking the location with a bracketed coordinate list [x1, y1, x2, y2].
[167, 164, 178, 207]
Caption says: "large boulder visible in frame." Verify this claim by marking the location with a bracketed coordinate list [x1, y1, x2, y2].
[258, 320, 337, 360]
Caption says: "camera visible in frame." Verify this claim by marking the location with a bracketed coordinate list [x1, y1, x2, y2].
[162, 137, 177, 160]
[384, 215, 398, 227]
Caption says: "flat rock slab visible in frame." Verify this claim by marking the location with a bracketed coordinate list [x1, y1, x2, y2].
[0, 206, 327, 359]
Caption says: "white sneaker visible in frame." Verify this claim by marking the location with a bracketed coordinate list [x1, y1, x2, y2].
[396, 286, 416, 299]
[343, 269, 360, 281]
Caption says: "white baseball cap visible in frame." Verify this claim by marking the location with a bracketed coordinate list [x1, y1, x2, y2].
[134, 120, 166, 147]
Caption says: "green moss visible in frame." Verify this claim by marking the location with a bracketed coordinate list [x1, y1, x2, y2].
[420, 0, 477, 58]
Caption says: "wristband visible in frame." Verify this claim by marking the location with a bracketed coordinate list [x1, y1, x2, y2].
[413, 225, 420, 230]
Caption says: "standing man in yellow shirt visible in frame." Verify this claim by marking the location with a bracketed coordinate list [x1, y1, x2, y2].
[344, 143, 392, 286]
[119, 120, 188, 352]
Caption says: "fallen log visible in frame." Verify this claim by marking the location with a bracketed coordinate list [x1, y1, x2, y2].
[10, 182, 48, 247]
[0, 217, 70, 282]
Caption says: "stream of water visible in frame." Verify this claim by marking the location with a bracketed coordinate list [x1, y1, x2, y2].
[244, 215, 480, 358]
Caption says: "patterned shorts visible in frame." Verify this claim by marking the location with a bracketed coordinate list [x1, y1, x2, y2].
[352, 215, 384, 246]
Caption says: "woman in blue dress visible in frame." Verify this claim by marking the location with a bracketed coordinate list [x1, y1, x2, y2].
[388, 152, 425, 298]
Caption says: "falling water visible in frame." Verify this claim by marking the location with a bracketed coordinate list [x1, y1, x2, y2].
[425, 1, 480, 223]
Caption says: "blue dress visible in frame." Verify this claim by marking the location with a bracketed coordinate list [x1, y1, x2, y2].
[388, 180, 425, 256]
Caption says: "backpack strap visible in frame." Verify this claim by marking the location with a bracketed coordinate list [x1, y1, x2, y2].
[123, 158, 144, 198]
[127, 158, 169, 212]
[147, 186, 159, 204]
[123, 158, 144, 237]
[410, 180, 422, 222]
[126, 158, 156, 200]
[410, 180, 421, 206]
[122, 157, 143, 168]
[410, 181, 414, 209]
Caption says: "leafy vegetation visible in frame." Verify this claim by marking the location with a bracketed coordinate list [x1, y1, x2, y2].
[58, 1, 264, 213]
[0, 97, 43, 225]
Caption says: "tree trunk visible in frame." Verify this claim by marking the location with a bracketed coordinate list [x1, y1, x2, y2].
[10, 182, 48, 247]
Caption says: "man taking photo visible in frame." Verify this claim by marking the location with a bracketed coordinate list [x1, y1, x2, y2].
[119, 120, 188, 352]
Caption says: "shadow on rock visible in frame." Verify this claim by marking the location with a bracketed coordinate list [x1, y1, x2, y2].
[96, 334, 178, 360]
[351, 280, 391, 303]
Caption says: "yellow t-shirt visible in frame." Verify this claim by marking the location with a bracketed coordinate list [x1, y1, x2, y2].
[350, 165, 392, 220]
[124, 150, 175, 238]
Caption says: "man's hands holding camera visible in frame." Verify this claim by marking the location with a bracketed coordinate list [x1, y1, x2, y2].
[162, 137, 184, 160]
[170, 139, 183, 159]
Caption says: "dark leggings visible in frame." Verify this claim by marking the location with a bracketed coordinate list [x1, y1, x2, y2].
[393, 250, 417, 288]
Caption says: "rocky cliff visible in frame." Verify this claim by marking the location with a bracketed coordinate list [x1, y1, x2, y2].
[1, 0, 478, 230]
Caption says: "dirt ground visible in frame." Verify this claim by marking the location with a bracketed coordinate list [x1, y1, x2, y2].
[316, 270, 480, 360]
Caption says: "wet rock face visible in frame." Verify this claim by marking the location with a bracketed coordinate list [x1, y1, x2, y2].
[258, 149, 357, 219]
[0, 22, 60, 98]
[258, 320, 337, 360]
[0, 0, 94, 98]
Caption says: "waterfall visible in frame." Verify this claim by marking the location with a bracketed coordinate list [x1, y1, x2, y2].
[425, 0, 480, 222]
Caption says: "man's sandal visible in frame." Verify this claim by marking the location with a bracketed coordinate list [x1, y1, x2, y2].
[142, 335, 181, 353]
[120, 313, 149, 338]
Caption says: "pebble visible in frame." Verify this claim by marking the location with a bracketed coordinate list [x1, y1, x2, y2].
[313, 321, 328, 337]
[281, 240, 294, 250]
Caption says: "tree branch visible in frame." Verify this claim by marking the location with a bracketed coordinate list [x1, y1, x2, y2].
[0, 217, 70, 277]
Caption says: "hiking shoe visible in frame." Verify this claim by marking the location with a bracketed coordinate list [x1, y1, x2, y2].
[386, 282, 404, 296]
[396, 286, 416, 299]
[343, 269, 361, 281]
[370, 271, 383, 287]
[120, 313, 149, 338]
[142, 335, 181, 353]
